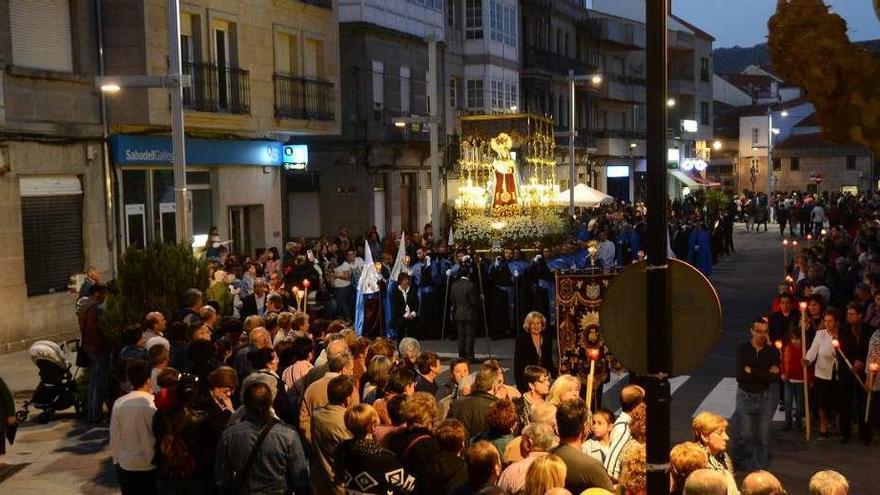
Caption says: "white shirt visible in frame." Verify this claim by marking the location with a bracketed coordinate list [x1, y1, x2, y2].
[332, 262, 352, 289]
[110, 390, 157, 471]
[810, 205, 826, 223]
[805, 329, 838, 380]
[497, 451, 549, 495]
[605, 411, 631, 480]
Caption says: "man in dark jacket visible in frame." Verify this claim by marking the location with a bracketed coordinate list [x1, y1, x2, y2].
[448, 365, 501, 438]
[391, 273, 420, 339]
[78, 283, 110, 424]
[450, 266, 479, 360]
[240, 280, 268, 321]
[215, 381, 309, 494]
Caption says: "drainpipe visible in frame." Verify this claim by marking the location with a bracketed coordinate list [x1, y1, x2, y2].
[94, 0, 118, 278]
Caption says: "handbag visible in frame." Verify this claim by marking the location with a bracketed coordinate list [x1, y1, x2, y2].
[232, 420, 277, 493]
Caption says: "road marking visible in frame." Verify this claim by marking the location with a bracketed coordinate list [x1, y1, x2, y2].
[693, 377, 738, 418]
[670, 375, 690, 395]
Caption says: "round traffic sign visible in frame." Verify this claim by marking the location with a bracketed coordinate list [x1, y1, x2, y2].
[600, 259, 722, 375]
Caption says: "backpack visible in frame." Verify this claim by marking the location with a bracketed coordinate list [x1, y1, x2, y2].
[157, 416, 198, 480]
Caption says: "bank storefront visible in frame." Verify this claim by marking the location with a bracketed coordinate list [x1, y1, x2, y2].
[110, 135, 285, 256]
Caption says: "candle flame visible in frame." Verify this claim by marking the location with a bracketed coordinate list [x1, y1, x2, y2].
[870, 363, 880, 372]
[799, 302, 808, 310]
[588, 348, 600, 360]
[775, 340, 783, 350]
[832, 339, 840, 349]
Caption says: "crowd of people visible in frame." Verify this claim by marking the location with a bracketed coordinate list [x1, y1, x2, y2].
[74, 282, 853, 495]
[62, 191, 880, 494]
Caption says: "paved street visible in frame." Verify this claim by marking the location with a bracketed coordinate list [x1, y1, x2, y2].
[1, 226, 878, 493]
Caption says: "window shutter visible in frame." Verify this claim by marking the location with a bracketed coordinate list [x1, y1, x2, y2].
[19, 177, 83, 296]
[10, 0, 73, 72]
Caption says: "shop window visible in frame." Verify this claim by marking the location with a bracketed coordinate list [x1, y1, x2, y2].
[20, 177, 83, 296]
[122, 169, 213, 247]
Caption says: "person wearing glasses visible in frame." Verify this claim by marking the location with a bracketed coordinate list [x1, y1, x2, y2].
[730, 317, 780, 472]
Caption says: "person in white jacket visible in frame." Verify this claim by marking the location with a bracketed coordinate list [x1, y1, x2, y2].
[804, 309, 841, 438]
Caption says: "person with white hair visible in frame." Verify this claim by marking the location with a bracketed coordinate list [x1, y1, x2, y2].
[398, 337, 421, 368]
[683, 469, 728, 495]
[809, 470, 849, 495]
[498, 421, 559, 494]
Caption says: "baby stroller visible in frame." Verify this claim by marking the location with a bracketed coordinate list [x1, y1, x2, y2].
[15, 339, 83, 423]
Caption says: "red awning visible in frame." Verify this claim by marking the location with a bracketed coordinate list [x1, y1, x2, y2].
[690, 174, 721, 187]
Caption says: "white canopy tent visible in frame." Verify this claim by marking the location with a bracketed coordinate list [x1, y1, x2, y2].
[556, 183, 614, 207]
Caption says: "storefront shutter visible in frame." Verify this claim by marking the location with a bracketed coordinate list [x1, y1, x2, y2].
[10, 0, 74, 72]
[20, 177, 83, 296]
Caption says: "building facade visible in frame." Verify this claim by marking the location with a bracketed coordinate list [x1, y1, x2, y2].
[0, 0, 111, 351]
[103, 0, 341, 252]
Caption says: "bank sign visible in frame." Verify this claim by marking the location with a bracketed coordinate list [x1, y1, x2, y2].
[111, 135, 283, 167]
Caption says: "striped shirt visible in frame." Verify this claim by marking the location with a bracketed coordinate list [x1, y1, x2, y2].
[604, 411, 631, 480]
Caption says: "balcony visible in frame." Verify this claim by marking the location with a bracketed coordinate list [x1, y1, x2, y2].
[588, 17, 646, 50]
[273, 74, 336, 121]
[669, 30, 695, 51]
[183, 62, 250, 114]
[522, 47, 585, 76]
[597, 73, 646, 103]
[668, 67, 695, 95]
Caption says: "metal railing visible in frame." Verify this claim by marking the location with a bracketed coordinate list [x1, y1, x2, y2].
[183, 62, 250, 114]
[273, 74, 336, 121]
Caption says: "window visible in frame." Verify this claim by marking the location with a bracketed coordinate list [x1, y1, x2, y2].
[400, 66, 411, 114]
[448, 0, 457, 26]
[303, 38, 325, 78]
[504, 4, 516, 46]
[491, 79, 504, 111]
[10, 0, 73, 72]
[466, 0, 483, 39]
[790, 157, 800, 171]
[490, 1, 503, 42]
[372, 60, 385, 107]
[752, 128, 759, 145]
[466, 79, 484, 109]
[20, 177, 83, 296]
[847, 155, 857, 170]
[700, 57, 710, 82]
[772, 158, 781, 171]
[700, 102, 709, 125]
[505, 81, 517, 110]
[211, 19, 238, 111]
[449, 77, 457, 108]
[275, 31, 299, 75]
[408, 0, 443, 10]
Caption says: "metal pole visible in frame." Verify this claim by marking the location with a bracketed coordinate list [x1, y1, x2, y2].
[94, 0, 117, 277]
[427, 35, 442, 239]
[646, 1, 671, 493]
[767, 107, 773, 196]
[168, 0, 190, 245]
[569, 69, 576, 218]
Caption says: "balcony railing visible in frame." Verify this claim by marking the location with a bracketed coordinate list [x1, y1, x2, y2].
[588, 17, 646, 49]
[273, 74, 336, 121]
[183, 62, 250, 114]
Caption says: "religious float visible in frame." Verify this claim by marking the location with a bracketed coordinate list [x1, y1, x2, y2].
[453, 113, 566, 249]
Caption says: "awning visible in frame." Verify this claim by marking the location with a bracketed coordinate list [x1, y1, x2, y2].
[669, 169, 699, 188]
[691, 175, 721, 187]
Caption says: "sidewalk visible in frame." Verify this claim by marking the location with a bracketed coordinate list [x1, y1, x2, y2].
[0, 349, 115, 493]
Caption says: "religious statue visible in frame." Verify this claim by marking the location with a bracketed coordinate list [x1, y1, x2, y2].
[488, 133, 521, 214]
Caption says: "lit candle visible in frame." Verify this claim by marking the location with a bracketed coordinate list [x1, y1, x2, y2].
[775, 340, 783, 350]
[302, 279, 310, 311]
[585, 348, 600, 411]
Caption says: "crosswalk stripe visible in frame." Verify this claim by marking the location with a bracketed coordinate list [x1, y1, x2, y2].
[693, 377, 738, 419]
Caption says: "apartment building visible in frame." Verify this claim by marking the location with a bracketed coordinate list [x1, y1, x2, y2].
[103, 0, 341, 253]
[518, 0, 714, 203]
[0, 0, 110, 350]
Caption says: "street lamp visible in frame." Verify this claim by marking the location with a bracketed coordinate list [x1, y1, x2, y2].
[95, 68, 194, 246]
[712, 140, 722, 151]
[667, 98, 676, 107]
[566, 69, 603, 217]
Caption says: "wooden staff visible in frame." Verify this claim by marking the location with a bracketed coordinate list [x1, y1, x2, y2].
[867, 363, 878, 423]
[585, 348, 599, 411]
[782, 239, 789, 278]
[799, 301, 812, 441]
[832, 339, 867, 390]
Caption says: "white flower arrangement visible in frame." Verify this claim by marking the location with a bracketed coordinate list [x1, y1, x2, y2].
[456, 211, 565, 248]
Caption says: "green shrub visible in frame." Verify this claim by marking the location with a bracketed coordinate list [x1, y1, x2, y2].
[100, 242, 208, 342]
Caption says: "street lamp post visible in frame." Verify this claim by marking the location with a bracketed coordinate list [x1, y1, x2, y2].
[566, 70, 602, 218]
[167, 0, 190, 245]
[97, 0, 192, 246]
